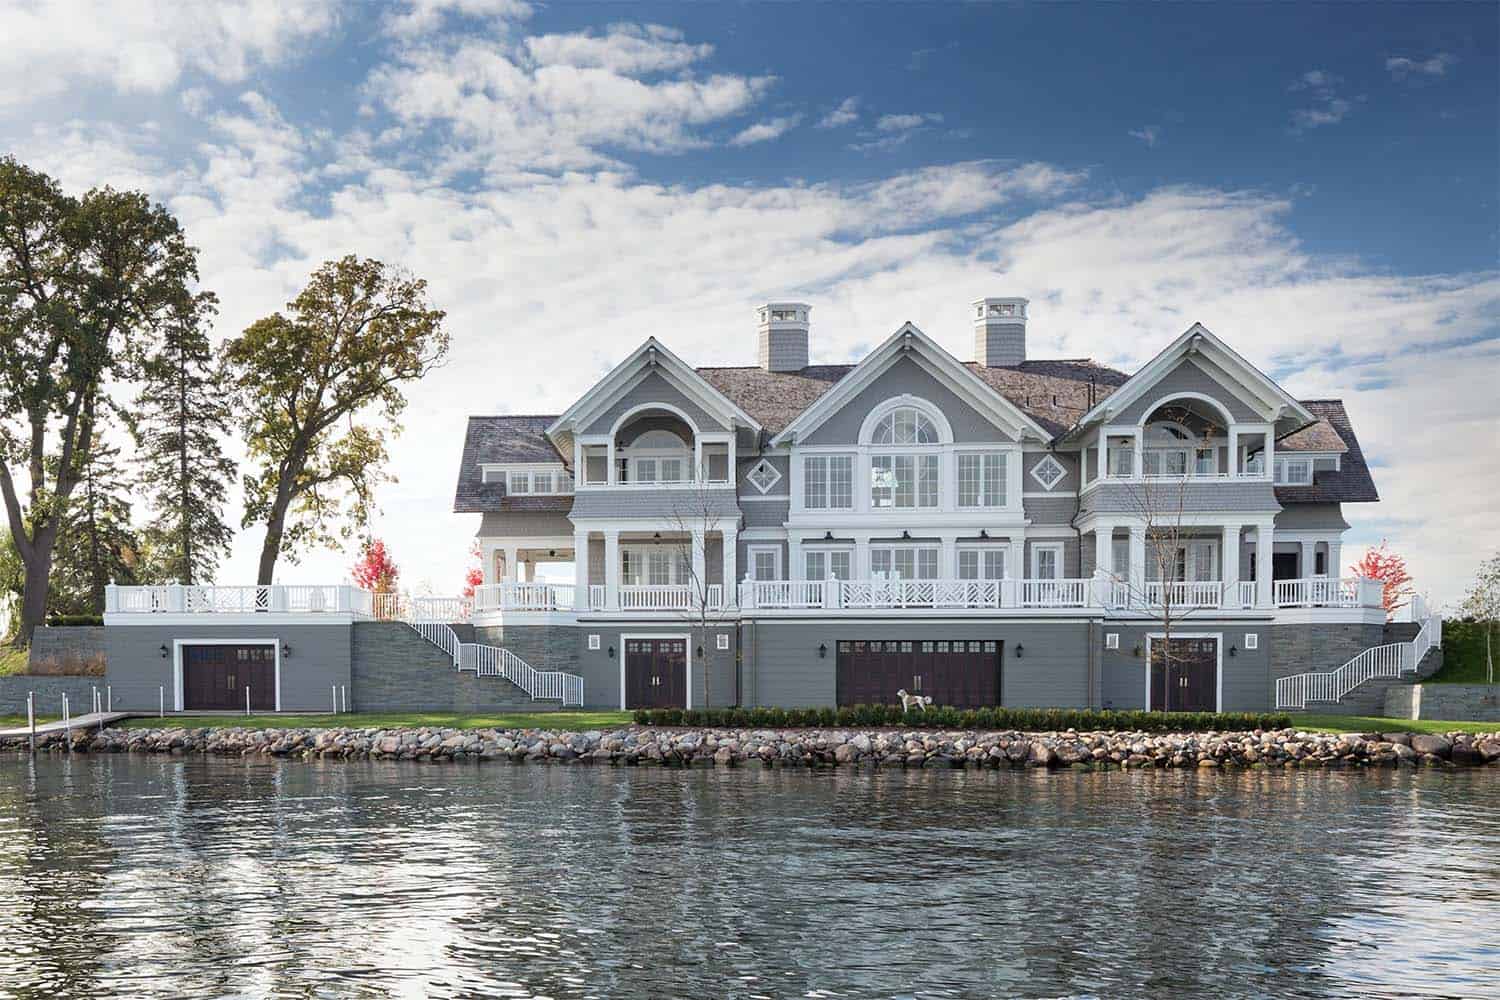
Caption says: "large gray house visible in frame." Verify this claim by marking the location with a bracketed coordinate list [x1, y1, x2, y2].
[101, 299, 1441, 715]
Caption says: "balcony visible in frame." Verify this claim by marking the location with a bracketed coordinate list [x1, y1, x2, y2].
[742, 578, 1093, 611]
[106, 583, 373, 617]
[1274, 576, 1381, 609]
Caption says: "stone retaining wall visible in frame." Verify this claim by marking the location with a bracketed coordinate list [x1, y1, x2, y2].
[1386, 684, 1500, 722]
[0, 675, 110, 716]
[27, 626, 107, 673]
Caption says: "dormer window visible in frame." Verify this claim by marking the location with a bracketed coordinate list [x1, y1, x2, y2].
[1274, 457, 1313, 485]
[485, 466, 572, 494]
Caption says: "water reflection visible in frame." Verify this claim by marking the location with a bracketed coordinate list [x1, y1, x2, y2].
[1, 757, 1497, 998]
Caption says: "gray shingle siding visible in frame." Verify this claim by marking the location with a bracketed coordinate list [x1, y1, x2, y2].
[477, 510, 576, 538]
[740, 499, 790, 529]
[568, 488, 740, 520]
[582, 371, 728, 436]
[802, 356, 1017, 446]
[1022, 450, 1079, 492]
[1081, 481, 1281, 515]
[1273, 503, 1349, 531]
[1111, 358, 1264, 424]
[1022, 495, 1078, 526]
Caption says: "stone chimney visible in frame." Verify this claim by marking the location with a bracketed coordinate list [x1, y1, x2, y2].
[757, 302, 810, 372]
[973, 297, 1028, 367]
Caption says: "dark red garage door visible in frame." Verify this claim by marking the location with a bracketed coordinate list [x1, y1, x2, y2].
[182, 644, 276, 711]
[837, 639, 1001, 708]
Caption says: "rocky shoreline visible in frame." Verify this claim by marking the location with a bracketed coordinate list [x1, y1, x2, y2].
[6, 724, 1500, 769]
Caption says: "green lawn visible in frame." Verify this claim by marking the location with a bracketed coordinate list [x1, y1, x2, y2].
[0, 647, 28, 677]
[1296, 714, 1500, 735]
[118, 710, 634, 732]
[1427, 620, 1497, 685]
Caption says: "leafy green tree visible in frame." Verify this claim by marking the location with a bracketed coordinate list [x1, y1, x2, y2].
[134, 290, 237, 584]
[0, 157, 197, 647]
[48, 411, 142, 616]
[224, 256, 448, 584]
[1461, 552, 1500, 685]
[0, 529, 22, 641]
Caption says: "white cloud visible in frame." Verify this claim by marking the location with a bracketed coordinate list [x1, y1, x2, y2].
[367, 28, 775, 172]
[816, 97, 859, 129]
[1386, 52, 1458, 79]
[729, 114, 802, 146]
[381, 0, 530, 39]
[876, 112, 942, 132]
[0, 0, 339, 107]
[1288, 69, 1360, 132]
[1129, 125, 1161, 147]
[525, 23, 710, 74]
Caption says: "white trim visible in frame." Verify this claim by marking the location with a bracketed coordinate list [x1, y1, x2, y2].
[1143, 632, 1223, 712]
[746, 544, 783, 581]
[1023, 491, 1078, 499]
[619, 632, 693, 710]
[1134, 390, 1238, 431]
[716, 633, 730, 651]
[739, 493, 791, 502]
[106, 613, 354, 626]
[1030, 542, 1064, 579]
[1244, 632, 1258, 650]
[173, 638, 280, 713]
[608, 401, 700, 440]
[857, 395, 954, 446]
[1029, 453, 1068, 491]
[745, 458, 782, 494]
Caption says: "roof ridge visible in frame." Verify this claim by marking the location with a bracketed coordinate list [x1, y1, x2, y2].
[469, 413, 560, 419]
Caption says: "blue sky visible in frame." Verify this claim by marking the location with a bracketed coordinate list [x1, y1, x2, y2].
[2, 0, 1497, 604]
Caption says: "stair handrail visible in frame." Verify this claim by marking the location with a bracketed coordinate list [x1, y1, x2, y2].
[460, 641, 584, 706]
[1276, 600, 1442, 709]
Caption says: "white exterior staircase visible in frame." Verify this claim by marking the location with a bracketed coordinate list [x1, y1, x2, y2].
[1276, 596, 1442, 710]
[397, 596, 585, 707]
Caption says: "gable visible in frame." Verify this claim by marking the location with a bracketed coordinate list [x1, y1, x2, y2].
[582, 370, 731, 436]
[1111, 357, 1265, 426]
[801, 354, 1019, 446]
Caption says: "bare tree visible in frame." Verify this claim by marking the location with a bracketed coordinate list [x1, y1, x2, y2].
[1113, 406, 1225, 709]
[668, 463, 730, 710]
[1461, 552, 1500, 685]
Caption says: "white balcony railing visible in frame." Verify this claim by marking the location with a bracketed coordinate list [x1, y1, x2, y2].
[1273, 576, 1375, 609]
[617, 584, 724, 612]
[106, 584, 373, 616]
[1142, 581, 1225, 609]
[472, 582, 583, 613]
[742, 578, 1091, 611]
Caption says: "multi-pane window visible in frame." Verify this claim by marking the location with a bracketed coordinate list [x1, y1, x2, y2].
[871, 546, 938, 580]
[750, 547, 781, 581]
[1108, 446, 1134, 477]
[870, 407, 939, 445]
[958, 453, 1006, 507]
[871, 455, 939, 509]
[508, 471, 530, 493]
[958, 549, 1006, 580]
[804, 550, 852, 581]
[1273, 457, 1313, 485]
[532, 472, 553, 494]
[803, 455, 854, 509]
[1032, 545, 1061, 580]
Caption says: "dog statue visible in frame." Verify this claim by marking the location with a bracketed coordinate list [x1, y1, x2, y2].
[896, 689, 933, 713]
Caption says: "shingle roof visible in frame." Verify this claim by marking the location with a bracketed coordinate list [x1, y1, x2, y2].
[696, 359, 1131, 438]
[1274, 400, 1379, 504]
[1277, 417, 1348, 453]
[453, 416, 568, 513]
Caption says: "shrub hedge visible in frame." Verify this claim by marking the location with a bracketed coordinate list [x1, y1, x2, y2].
[45, 615, 104, 627]
[631, 705, 1293, 733]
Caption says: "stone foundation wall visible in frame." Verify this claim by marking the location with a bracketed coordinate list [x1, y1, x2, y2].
[1270, 622, 1385, 686]
[1386, 684, 1500, 722]
[473, 624, 581, 676]
[0, 675, 109, 716]
[351, 622, 546, 712]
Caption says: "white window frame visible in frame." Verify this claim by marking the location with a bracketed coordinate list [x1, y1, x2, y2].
[803, 545, 853, 581]
[747, 544, 782, 581]
[1030, 453, 1067, 490]
[803, 454, 854, 510]
[621, 545, 691, 586]
[1273, 456, 1314, 486]
[746, 459, 782, 495]
[956, 544, 1007, 581]
[870, 453, 940, 510]
[956, 451, 1007, 509]
[1030, 542, 1064, 580]
[1244, 632, 1259, 650]
[482, 464, 573, 494]
[870, 544, 940, 580]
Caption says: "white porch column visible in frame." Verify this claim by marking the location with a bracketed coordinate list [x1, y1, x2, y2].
[573, 528, 590, 600]
[1094, 523, 1114, 577]
[573, 438, 584, 485]
[852, 533, 872, 579]
[1008, 537, 1025, 578]
[1128, 526, 1147, 598]
[1300, 540, 1316, 577]
[694, 436, 704, 483]
[1097, 433, 1108, 480]
[1328, 539, 1343, 579]
[1227, 425, 1239, 476]
[938, 532, 959, 579]
[503, 544, 519, 583]
[1132, 429, 1144, 480]
[1255, 522, 1273, 608]
[722, 527, 738, 604]
[691, 527, 707, 594]
[1221, 524, 1240, 601]
[788, 530, 807, 581]
[607, 438, 618, 485]
[603, 530, 621, 611]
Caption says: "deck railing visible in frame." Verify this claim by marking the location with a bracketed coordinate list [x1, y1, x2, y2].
[1276, 595, 1442, 709]
[742, 578, 1091, 610]
[1273, 576, 1374, 608]
[472, 582, 583, 613]
[618, 584, 723, 612]
[106, 583, 374, 616]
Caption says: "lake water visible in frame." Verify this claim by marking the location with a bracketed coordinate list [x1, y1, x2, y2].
[1, 755, 1498, 999]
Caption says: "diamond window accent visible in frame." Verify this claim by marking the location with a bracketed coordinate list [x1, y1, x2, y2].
[1030, 454, 1067, 490]
[746, 458, 782, 494]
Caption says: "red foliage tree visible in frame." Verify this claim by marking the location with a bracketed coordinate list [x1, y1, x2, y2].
[461, 540, 484, 599]
[1350, 539, 1413, 616]
[352, 538, 400, 594]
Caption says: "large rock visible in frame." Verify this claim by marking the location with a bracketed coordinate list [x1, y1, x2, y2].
[1410, 734, 1452, 758]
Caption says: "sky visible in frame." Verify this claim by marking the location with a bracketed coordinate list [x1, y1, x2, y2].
[2, 0, 1497, 608]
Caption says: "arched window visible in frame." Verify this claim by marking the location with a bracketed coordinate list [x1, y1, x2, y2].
[870, 407, 939, 445]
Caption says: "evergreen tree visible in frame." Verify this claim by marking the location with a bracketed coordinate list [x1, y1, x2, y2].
[134, 291, 237, 584]
[48, 407, 142, 617]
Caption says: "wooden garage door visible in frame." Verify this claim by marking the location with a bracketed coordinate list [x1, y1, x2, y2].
[182, 644, 276, 711]
[836, 639, 1001, 709]
[624, 638, 687, 709]
[1149, 637, 1218, 712]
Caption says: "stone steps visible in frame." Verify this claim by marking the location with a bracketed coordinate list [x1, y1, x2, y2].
[352, 622, 550, 712]
[1303, 646, 1444, 716]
